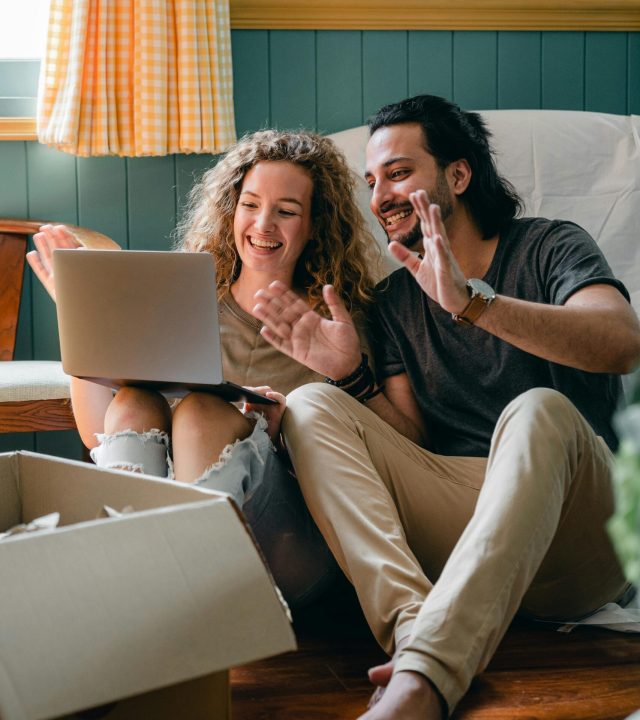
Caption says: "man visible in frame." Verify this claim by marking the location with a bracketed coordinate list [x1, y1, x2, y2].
[252, 95, 640, 719]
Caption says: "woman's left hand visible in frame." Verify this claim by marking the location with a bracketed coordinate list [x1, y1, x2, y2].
[244, 386, 286, 440]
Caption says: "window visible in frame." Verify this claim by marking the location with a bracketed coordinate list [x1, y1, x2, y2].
[0, 0, 50, 59]
[0, 0, 49, 138]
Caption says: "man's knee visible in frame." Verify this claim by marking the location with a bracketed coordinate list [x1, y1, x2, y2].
[284, 382, 358, 434]
[499, 387, 581, 437]
[508, 387, 573, 412]
[286, 381, 341, 408]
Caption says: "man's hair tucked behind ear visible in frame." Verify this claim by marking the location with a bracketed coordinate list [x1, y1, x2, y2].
[368, 95, 523, 239]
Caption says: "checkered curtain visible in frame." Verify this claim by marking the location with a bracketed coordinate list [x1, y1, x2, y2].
[37, 0, 236, 157]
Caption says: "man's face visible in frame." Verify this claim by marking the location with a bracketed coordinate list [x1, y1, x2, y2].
[365, 122, 454, 251]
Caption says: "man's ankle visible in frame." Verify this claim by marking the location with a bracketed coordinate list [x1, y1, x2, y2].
[396, 671, 446, 719]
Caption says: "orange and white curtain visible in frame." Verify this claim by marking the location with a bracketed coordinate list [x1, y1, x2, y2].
[37, 0, 236, 157]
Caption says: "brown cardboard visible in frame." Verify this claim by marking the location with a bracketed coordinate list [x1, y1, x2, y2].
[0, 451, 296, 720]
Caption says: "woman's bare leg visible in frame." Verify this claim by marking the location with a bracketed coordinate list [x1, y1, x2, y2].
[171, 392, 253, 483]
[92, 387, 173, 476]
[104, 386, 172, 434]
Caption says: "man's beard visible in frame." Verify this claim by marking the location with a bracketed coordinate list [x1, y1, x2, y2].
[389, 170, 454, 250]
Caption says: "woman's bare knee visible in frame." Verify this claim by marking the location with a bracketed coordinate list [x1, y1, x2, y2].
[173, 392, 252, 442]
[104, 386, 171, 435]
[172, 392, 253, 482]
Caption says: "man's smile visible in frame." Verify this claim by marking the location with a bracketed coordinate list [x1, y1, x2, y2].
[384, 207, 413, 226]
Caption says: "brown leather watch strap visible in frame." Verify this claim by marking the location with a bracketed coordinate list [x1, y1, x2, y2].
[452, 294, 491, 326]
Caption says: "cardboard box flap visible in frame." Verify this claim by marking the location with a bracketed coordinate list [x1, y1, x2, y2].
[0, 454, 20, 530]
[0, 456, 296, 720]
[15, 451, 215, 524]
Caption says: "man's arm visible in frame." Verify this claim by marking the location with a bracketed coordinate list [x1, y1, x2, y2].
[397, 190, 640, 375]
[365, 373, 428, 446]
[475, 284, 640, 374]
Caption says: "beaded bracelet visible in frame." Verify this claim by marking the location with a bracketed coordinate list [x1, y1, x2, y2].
[325, 353, 369, 388]
[324, 353, 384, 403]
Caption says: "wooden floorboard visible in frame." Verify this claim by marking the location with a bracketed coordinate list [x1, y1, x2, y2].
[231, 580, 640, 720]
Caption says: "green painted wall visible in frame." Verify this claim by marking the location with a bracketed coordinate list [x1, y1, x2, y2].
[1, 29, 638, 458]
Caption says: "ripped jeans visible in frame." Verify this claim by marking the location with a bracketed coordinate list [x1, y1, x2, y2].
[91, 414, 337, 607]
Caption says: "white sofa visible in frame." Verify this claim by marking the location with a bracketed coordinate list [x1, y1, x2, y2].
[329, 110, 640, 319]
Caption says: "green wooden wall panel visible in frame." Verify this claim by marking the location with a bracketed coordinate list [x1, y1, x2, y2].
[25, 144, 78, 225]
[231, 30, 270, 136]
[453, 32, 498, 110]
[175, 153, 217, 228]
[0, 142, 28, 216]
[77, 157, 128, 247]
[270, 30, 316, 130]
[25, 143, 78, 362]
[25, 227, 72, 357]
[585, 33, 628, 114]
[127, 156, 177, 251]
[35, 429, 82, 460]
[317, 31, 362, 134]
[630, 34, 640, 115]
[363, 32, 408, 121]
[0, 434, 35, 453]
[498, 32, 541, 109]
[541, 32, 584, 110]
[408, 31, 453, 100]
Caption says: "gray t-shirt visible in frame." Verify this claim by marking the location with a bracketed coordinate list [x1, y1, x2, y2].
[372, 218, 628, 456]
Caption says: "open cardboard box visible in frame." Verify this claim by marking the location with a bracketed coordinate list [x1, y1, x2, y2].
[0, 451, 297, 720]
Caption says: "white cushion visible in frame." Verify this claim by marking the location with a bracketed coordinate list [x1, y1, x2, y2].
[0, 361, 71, 402]
[329, 110, 640, 314]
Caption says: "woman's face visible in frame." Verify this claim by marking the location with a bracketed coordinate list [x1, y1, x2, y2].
[233, 161, 313, 283]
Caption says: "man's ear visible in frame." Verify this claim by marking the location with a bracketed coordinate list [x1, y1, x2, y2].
[447, 159, 472, 196]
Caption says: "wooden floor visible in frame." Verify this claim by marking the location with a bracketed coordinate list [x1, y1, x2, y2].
[231, 580, 640, 720]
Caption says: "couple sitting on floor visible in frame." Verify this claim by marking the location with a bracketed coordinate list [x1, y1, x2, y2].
[29, 94, 640, 720]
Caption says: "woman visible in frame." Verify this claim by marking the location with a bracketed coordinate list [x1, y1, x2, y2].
[28, 129, 378, 606]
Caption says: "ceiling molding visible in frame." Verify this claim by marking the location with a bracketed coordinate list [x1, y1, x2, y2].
[0, 117, 36, 141]
[229, 0, 640, 30]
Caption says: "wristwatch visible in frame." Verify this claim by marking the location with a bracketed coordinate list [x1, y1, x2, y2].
[451, 278, 496, 326]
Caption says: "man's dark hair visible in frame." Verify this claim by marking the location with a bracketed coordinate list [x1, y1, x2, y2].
[368, 95, 523, 239]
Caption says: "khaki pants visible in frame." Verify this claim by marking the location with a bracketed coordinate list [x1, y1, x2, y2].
[282, 384, 629, 713]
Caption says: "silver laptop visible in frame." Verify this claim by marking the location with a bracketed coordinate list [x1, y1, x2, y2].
[53, 249, 275, 404]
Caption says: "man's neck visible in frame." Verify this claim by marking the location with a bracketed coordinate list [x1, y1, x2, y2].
[446, 211, 499, 280]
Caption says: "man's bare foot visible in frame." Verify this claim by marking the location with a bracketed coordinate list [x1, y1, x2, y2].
[366, 636, 409, 707]
[358, 671, 444, 720]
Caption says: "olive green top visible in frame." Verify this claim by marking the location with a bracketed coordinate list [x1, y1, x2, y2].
[219, 292, 324, 395]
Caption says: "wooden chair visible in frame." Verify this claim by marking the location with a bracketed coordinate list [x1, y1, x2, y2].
[0, 219, 118, 435]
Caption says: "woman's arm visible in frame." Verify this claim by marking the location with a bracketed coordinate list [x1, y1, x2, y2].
[27, 224, 114, 448]
[253, 282, 430, 445]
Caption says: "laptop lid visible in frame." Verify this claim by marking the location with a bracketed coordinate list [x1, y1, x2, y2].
[53, 249, 274, 404]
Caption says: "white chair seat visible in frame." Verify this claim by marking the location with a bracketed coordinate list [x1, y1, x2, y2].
[0, 361, 71, 402]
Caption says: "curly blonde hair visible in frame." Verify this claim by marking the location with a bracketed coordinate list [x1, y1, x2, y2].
[176, 130, 379, 317]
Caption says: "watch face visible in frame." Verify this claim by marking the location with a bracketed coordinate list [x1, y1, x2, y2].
[467, 278, 496, 301]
